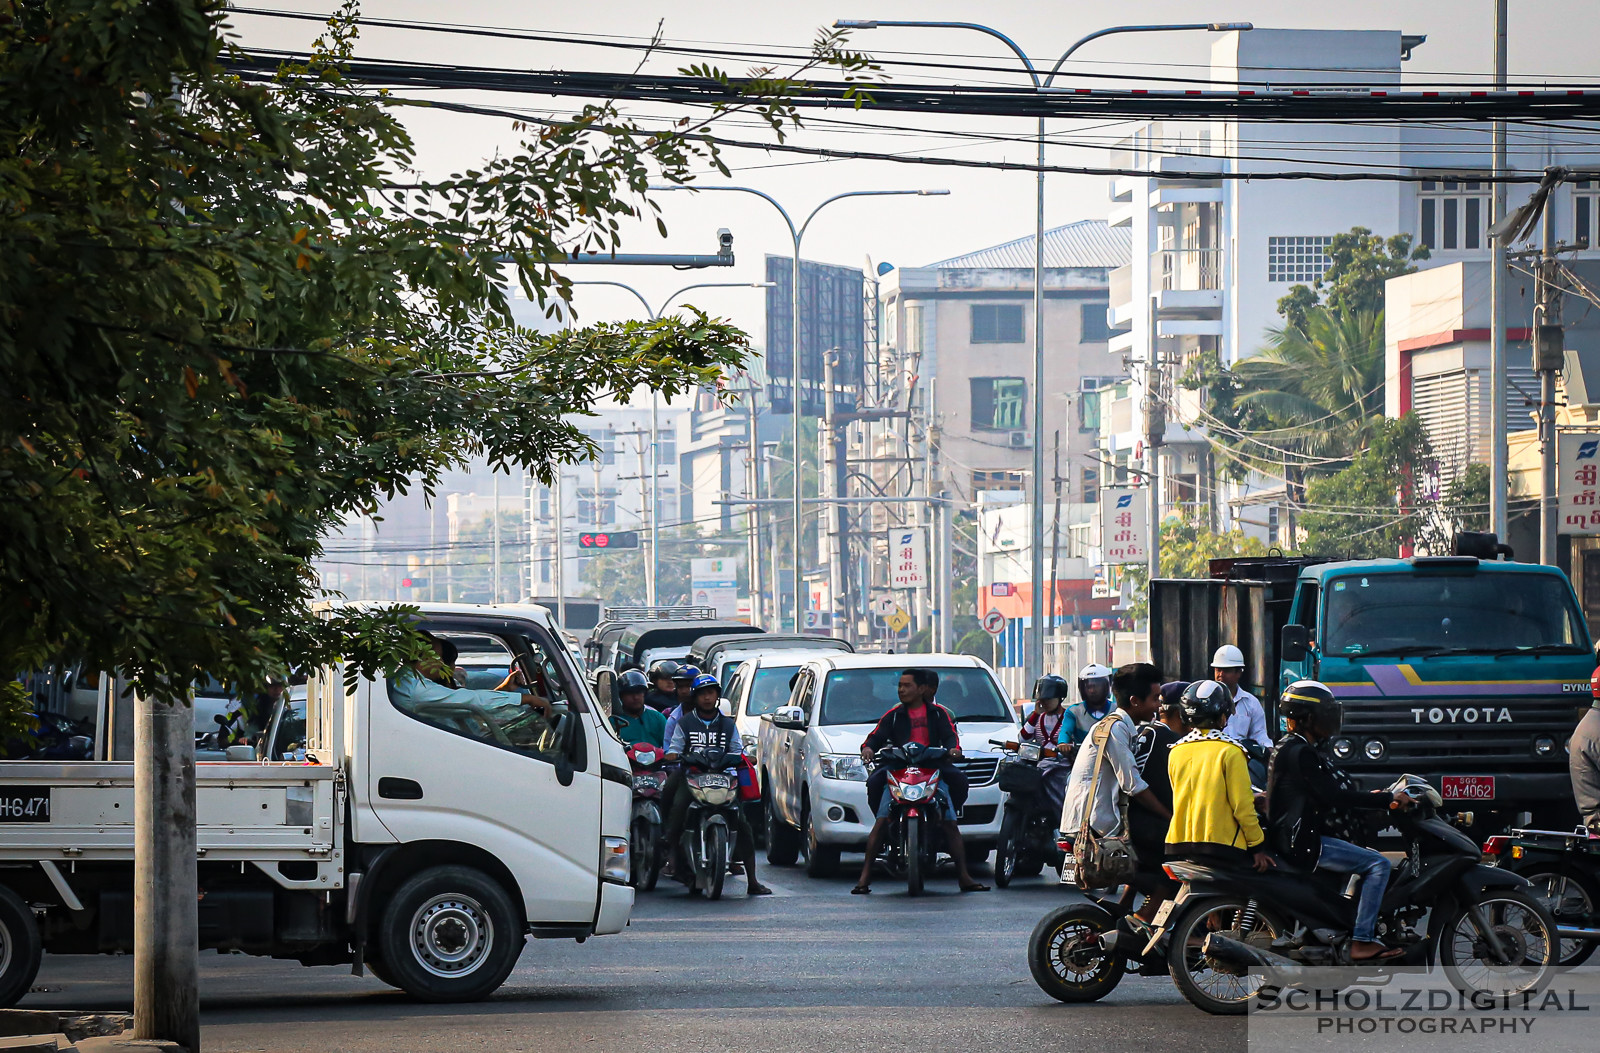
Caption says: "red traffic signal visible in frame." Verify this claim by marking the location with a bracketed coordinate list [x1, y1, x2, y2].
[576, 531, 640, 550]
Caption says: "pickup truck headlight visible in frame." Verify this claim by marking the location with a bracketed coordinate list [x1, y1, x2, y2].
[818, 754, 868, 782]
[602, 836, 630, 885]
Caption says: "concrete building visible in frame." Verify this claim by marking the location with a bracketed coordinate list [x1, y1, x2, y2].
[1104, 27, 1600, 541]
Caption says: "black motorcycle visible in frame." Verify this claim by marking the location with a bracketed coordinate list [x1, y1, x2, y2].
[990, 736, 1063, 887]
[870, 743, 951, 896]
[1484, 826, 1600, 966]
[1154, 775, 1558, 1015]
[625, 741, 667, 890]
[1028, 856, 1175, 1002]
[672, 746, 744, 900]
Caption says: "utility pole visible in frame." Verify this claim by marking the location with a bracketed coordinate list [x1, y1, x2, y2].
[1146, 296, 1165, 580]
[1049, 430, 1063, 639]
[428, 502, 436, 603]
[823, 350, 847, 640]
[492, 472, 502, 605]
[744, 382, 764, 627]
[763, 442, 781, 627]
[1536, 202, 1563, 567]
[554, 469, 566, 627]
[133, 685, 198, 1052]
[1489, 0, 1510, 538]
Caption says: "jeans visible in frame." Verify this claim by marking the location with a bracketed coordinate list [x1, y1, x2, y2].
[1316, 836, 1392, 943]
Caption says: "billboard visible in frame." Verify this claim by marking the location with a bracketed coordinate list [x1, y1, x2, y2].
[765, 256, 863, 417]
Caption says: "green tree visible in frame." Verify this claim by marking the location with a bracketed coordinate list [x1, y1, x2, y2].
[1123, 511, 1273, 622]
[1, 1, 867, 717]
[1276, 227, 1429, 334]
[1299, 415, 1433, 559]
[1418, 462, 1491, 554]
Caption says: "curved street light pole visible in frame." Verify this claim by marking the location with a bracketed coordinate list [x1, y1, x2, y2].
[653, 185, 947, 633]
[568, 279, 770, 611]
[837, 18, 1247, 684]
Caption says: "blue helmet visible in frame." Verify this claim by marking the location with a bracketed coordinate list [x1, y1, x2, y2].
[673, 664, 701, 686]
[691, 673, 720, 694]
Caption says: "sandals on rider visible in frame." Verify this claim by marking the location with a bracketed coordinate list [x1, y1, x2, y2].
[851, 884, 872, 894]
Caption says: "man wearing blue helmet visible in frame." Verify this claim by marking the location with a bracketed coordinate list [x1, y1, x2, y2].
[663, 664, 702, 749]
[661, 673, 771, 895]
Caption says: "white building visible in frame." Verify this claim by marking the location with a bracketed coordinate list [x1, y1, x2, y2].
[1105, 27, 1600, 538]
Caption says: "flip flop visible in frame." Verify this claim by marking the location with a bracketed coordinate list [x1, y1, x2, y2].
[850, 884, 872, 895]
[1350, 945, 1406, 962]
[960, 882, 991, 893]
[747, 883, 773, 896]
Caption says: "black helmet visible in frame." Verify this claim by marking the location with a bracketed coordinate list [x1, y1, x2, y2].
[1280, 679, 1342, 739]
[618, 669, 649, 695]
[1033, 674, 1070, 704]
[1179, 679, 1235, 730]
[648, 660, 681, 682]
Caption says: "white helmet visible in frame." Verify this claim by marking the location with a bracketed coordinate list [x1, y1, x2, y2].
[1077, 664, 1113, 709]
[1210, 644, 1246, 669]
[1077, 663, 1112, 681]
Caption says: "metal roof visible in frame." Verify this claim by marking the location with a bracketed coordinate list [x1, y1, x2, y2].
[925, 219, 1129, 270]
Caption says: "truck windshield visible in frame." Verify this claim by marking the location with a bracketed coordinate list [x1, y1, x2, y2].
[745, 665, 801, 717]
[819, 668, 1011, 726]
[1324, 572, 1588, 655]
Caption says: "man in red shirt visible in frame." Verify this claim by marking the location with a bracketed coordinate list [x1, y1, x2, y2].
[852, 669, 989, 894]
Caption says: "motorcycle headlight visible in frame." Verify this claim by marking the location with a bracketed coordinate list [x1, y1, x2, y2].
[692, 786, 735, 806]
[819, 754, 868, 782]
[1018, 743, 1041, 763]
[897, 783, 928, 802]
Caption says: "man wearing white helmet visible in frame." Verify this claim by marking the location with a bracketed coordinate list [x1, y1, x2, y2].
[1211, 644, 1270, 748]
[1056, 663, 1115, 760]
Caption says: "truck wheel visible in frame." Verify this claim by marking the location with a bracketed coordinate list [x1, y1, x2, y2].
[804, 798, 840, 879]
[377, 866, 522, 1003]
[0, 885, 42, 1008]
[363, 954, 399, 990]
[765, 791, 801, 867]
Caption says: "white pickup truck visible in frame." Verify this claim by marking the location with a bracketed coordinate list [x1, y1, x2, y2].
[0, 603, 634, 1005]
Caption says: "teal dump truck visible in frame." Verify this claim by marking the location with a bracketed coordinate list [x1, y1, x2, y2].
[1150, 540, 1595, 828]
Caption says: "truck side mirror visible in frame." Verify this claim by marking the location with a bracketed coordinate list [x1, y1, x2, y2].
[1281, 624, 1312, 663]
[771, 705, 806, 730]
[552, 712, 576, 786]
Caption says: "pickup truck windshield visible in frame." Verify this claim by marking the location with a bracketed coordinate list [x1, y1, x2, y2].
[1324, 572, 1587, 655]
[745, 665, 801, 717]
[819, 668, 1011, 726]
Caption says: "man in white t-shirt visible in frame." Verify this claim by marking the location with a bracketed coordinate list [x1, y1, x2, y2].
[1060, 664, 1170, 840]
[1213, 644, 1271, 747]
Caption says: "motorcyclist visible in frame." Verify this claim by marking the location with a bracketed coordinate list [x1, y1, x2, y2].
[852, 668, 989, 894]
[1572, 668, 1600, 835]
[663, 664, 703, 749]
[645, 660, 681, 713]
[611, 669, 666, 747]
[662, 673, 771, 896]
[1022, 673, 1072, 817]
[1266, 680, 1412, 962]
[1164, 679, 1271, 873]
[1057, 664, 1114, 759]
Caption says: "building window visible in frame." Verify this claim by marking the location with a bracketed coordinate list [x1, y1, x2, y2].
[1078, 378, 1110, 433]
[576, 488, 617, 526]
[1419, 180, 1488, 251]
[970, 304, 1025, 344]
[584, 429, 617, 466]
[1080, 302, 1111, 343]
[1267, 236, 1335, 283]
[1575, 181, 1600, 249]
[1081, 467, 1100, 506]
[1268, 505, 1280, 547]
[970, 377, 1027, 431]
[972, 470, 1025, 493]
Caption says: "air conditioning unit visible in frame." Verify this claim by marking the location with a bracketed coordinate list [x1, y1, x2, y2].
[1007, 430, 1030, 449]
[1079, 377, 1104, 393]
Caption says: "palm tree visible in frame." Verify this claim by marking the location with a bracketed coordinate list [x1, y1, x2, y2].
[1231, 305, 1386, 466]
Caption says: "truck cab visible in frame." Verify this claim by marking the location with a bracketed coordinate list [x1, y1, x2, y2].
[0, 603, 634, 1006]
[1280, 557, 1594, 823]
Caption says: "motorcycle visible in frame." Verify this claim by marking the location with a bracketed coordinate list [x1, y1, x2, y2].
[1152, 775, 1558, 1015]
[626, 741, 667, 890]
[870, 743, 951, 896]
[990, 736, 1064, 887]
[672, 746, 744, 900]
[1029, 835, 1174, 1002]
[1483, 825, 1600, 966]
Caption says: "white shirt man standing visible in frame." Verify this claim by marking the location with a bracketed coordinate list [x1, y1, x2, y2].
[1213, 644, 1271, 748]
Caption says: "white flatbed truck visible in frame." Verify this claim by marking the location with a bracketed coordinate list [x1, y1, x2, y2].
[0, 604, 635, 1004]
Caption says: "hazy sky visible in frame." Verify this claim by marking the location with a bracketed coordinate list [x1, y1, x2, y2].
[229, 1, 1600, 345]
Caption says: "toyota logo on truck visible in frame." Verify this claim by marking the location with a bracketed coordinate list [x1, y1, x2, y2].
[1411, 706, 1513, 724]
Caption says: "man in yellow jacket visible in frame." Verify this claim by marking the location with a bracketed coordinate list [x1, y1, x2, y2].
[1165, 680, 1273, 873]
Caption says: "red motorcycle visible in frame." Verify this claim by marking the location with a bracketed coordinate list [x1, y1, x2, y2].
[872, 743, 951, 896]
[626, 741, 667, 890]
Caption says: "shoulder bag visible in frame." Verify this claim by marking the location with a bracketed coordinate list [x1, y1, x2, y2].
[1074, 715, 1139, 890]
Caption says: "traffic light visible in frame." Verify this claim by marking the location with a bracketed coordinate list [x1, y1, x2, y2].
[401, 577, 428, 588]
[576, 531, 640, 550]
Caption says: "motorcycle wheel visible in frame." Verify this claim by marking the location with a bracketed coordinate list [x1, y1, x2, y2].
[1028, 902, 1126, 1003]
[1015, 855, 1046, 879]
[906, 816, 924, 896]
[1438, 889, 1558, 996]
[707, 823, 728, 901]
[630, 817, 652, 888]
[1519, 866, 1600, 967]
[1166, 897, 1285, 1016]
[994, 805, 1021, 888]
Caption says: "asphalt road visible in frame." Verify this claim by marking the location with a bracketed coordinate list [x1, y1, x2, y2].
[21, 858, 1246, 1053]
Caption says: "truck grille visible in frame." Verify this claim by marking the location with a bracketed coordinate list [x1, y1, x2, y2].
[1338, 697, 1582, 771]
[953, 757, 1000, 786]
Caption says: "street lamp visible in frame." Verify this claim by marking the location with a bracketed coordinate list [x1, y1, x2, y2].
[652, 185, 950, 633]
[837, 19, 1249, 682]
[568, 279, 773, 614]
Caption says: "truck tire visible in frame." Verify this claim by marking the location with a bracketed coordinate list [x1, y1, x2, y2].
[377, 866, 522, 1003]
[804, 798, 840, 879]
[765, 791, 801, 867]
[0, 884, 42, 1008]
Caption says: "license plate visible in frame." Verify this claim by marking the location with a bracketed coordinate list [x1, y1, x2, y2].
[1442, 776, 1496, 800]
[1059, 859, 1077, 885]
[0, 787, 50, 823]
[1151, 898, 1178, 927]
